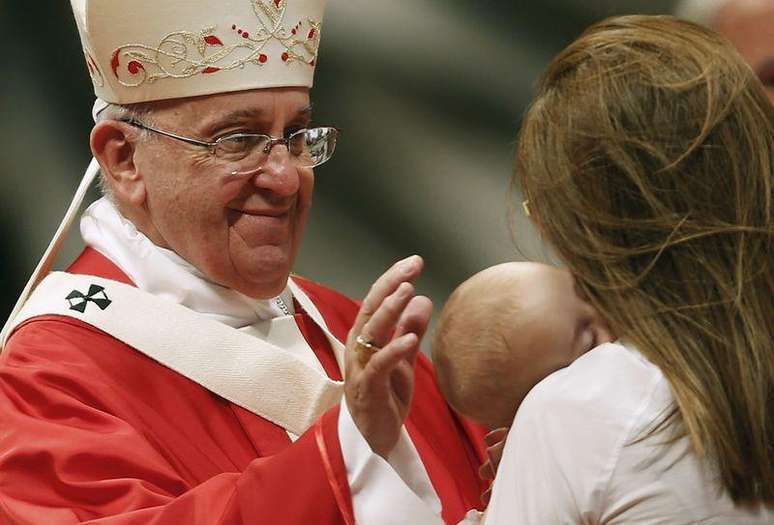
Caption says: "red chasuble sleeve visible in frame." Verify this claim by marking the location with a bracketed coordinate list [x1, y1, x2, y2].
[0, 317, 353, 525]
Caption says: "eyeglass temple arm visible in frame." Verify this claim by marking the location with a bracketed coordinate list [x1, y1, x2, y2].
[123, 119, 217, 150]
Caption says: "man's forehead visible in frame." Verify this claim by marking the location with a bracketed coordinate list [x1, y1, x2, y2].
[222, 103, 314, 119]
[151, 88, 312, 125]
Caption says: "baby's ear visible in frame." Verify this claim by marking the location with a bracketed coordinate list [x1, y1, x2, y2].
[588, 302, 615, 346]
[595, 322, 615, 345]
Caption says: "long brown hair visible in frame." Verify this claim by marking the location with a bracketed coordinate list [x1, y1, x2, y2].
[514, 15, 773, 503]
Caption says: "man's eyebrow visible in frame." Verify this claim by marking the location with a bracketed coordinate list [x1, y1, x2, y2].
[201, 109, 263, 136]
[223, 108, 263, 122]
[293, 104, 314, 121]
[202, 104, 313, 136]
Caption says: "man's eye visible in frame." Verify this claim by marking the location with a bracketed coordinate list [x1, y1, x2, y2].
[223, 136, 251, 148]
[218, 135, 261, 156]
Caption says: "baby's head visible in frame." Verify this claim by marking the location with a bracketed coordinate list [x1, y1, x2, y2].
[432, 262, 612, 429]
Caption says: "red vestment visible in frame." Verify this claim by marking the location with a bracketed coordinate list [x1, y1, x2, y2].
[0, 249, 486, 524]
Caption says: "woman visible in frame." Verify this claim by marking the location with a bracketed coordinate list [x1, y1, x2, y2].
[343, 15, 773, 524]
[484, 14, 773, 523]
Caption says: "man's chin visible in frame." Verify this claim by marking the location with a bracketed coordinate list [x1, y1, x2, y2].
[226, 274, 289, 299]
[236, 262, 293, 299]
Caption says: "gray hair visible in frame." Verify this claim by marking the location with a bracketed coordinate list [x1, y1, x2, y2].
[94, 103, 155, 199]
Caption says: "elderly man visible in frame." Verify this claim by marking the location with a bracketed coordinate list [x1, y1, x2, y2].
[677, 0, 774, 102]
[0, 1, 486, 523]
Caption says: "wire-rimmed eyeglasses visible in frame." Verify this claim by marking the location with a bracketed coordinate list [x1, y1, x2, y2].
[123, 119, 338, 176]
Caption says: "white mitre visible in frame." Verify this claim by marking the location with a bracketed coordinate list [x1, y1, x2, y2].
[1, 0, 327, 344]
[71, 0, 325, 104]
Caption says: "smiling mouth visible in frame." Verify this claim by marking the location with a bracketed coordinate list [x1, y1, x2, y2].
[240, 210, 287, 217]
[231, 206, 291, 218]
[227, 207, 293, 229]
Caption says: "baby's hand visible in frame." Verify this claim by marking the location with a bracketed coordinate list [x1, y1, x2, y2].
[479, 427, 509, 504]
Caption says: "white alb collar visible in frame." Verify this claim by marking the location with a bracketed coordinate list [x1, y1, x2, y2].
[80, 197, 294, 327]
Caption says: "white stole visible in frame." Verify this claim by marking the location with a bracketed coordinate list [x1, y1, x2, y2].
[2, 272, 347, 439]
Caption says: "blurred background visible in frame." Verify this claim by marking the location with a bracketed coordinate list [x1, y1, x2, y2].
[1, 0, 682, 337]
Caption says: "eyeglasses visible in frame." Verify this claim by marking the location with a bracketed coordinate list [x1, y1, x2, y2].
[123, 119, 338, 176]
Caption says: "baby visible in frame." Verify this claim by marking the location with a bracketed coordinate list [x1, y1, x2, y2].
[432, 262, 613, 430]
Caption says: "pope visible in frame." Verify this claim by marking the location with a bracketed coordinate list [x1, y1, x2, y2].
[0, 1, 487, 523]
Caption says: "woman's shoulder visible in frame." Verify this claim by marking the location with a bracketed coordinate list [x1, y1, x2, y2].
[491, 343, 674, 522]
[521, 342, 667, 415]
[513, 341, 672, 455]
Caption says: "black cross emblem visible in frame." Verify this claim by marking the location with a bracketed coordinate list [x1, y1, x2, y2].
[66, 284, 112, 313]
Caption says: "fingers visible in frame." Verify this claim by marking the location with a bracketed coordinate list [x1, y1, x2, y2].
[480, 432, 508, 504]
[341, 257, 428, 458]
[351, 331, 420, 412]
[487, 440, 506, 469]
[345, 255, 425, 376]
[482, 486, 492, 506]
[479, 428, 511, 506]
[484, 427, 509, 447]
[395, 295, 432, 335]
[476, 426, 509, 494]
[479, 460, 495, 481]
[350, 255, 423, 343]
[360, 332, 419, 387]
[360, 282, 415, 347]
[351, 292, 432, 375]
[479, 428, 509, 482]
[343, 332, 420, 458]
[394, 295, 432, 365]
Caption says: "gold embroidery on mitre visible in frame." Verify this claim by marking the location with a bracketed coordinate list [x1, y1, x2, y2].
[110, 0, 322, 88]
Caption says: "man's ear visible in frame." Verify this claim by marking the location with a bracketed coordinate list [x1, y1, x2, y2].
[90, 121, 146, 206]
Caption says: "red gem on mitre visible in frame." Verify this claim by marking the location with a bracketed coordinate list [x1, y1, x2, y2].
[258, 54, 268, 63]
[203, 66, 221, 74]
[204, 35, 223, 46]
[274, 0, 282, 7]
[308, 28, 316, 39]
[127, 60, 144, 75]
[281, 52, 289, 62]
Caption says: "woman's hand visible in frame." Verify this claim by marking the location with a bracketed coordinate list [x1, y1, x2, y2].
[480, 427, 509, 505]
[344, 255, 433, 458]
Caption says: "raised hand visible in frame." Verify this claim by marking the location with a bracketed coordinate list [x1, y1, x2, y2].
[344, 255, 433, 458]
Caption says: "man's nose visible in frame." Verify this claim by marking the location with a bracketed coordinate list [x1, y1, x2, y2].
[252, 144, 300, 196]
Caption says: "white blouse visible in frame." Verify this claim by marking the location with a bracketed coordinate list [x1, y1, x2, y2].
[484, 342, 774, 524]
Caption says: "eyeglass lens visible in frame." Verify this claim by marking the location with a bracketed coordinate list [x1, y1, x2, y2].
[223, 127, 338, 176]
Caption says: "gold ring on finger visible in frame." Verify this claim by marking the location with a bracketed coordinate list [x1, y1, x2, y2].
[355, 334, 381, 365]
